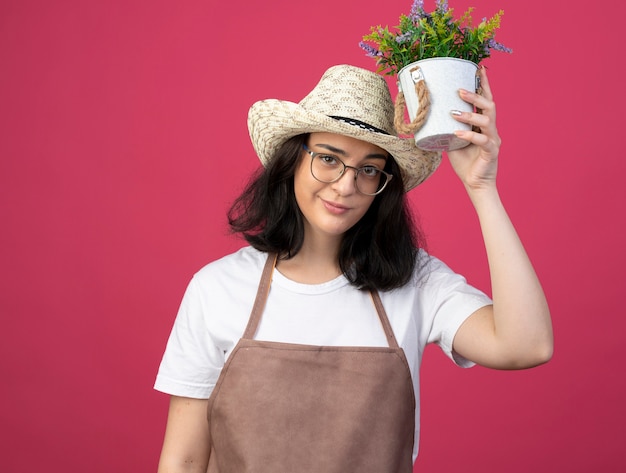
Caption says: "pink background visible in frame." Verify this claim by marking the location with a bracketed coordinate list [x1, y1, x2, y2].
[1, 0, 624, 471]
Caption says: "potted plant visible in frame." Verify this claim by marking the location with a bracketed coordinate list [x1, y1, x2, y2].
[359, 0, 512, 151]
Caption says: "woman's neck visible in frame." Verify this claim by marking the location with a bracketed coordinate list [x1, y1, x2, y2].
[276, 234, 343, 284]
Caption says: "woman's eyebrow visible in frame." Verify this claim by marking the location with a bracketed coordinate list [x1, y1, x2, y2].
[313, 143, 388, 161]
[313, 143, 346, 155]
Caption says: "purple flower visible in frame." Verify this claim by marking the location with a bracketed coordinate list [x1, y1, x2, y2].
[488, 38, 512, 53]
[359, 41, 382, 57]
[395, 31, 413, 44]
[410, 0, 426, 20]
[436, 0, 449, 13]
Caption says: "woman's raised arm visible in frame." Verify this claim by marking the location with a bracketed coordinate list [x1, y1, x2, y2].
[447, 66, 553, 369]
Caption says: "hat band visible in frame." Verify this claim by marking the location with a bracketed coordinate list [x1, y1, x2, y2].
[329, 116, 390, 135]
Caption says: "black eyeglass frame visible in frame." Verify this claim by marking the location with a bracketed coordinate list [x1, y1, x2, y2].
[302, 145, 393, 196]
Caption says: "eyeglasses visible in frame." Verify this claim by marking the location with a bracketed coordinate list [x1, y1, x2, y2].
[303, 145, 393, 196]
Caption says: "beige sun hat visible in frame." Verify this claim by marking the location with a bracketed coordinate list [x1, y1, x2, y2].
[247, 64, 442, 191]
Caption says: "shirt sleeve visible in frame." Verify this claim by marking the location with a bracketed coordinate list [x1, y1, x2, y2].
[154, 276, 225, 399]
[420, 254, 492, 367]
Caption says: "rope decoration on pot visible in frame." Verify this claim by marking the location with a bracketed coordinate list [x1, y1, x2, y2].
[394, 66, 430, 136]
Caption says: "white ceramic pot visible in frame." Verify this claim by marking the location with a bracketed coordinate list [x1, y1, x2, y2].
[397, 57, 478, 151]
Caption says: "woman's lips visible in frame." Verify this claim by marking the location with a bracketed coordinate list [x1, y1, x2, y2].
[322, 198, 350, 215]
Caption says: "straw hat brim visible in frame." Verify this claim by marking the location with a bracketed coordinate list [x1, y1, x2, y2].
[248, 99, 442, 191]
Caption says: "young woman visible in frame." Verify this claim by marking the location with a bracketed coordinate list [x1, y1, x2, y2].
[155, 64, 553, 472]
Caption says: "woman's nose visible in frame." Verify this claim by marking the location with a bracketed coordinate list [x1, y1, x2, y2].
[331, 167, 358, 195]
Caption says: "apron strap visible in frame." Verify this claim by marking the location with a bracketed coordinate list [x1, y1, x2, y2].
[370, 289, 400, 349]
[242, 252, 278, 339]
[243, 252, 400, 349]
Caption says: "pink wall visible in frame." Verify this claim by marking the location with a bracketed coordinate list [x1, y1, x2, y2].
[1, 0, 624, 471]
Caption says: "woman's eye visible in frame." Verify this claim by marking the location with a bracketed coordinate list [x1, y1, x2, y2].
[361, 166, 381, 177]
[319, 155, 338, 165]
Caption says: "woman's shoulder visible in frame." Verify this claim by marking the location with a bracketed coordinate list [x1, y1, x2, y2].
[179, 247, 271, 314]
[411, 249, 453, 282]
[194, 246, 268, 279]
[390, 249, 478, 295]
[412, 249, 490, 302]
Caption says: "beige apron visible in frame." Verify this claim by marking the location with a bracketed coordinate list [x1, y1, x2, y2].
[206, 253, 416, 472]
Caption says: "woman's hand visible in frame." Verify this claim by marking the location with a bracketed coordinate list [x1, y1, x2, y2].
[447, 66, 501, 193]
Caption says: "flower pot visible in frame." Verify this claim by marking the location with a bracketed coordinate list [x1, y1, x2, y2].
[397, 57, 479, 151]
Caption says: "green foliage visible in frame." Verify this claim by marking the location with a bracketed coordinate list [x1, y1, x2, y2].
[359, 0, 511, 76]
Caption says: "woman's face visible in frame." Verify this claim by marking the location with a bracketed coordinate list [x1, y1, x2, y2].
[294, 132, 389, 242]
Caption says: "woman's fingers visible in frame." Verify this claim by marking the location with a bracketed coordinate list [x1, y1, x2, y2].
[451, 108, 490, 129]
[450, 108, 499, 147]
[453, 127, 493, 148]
